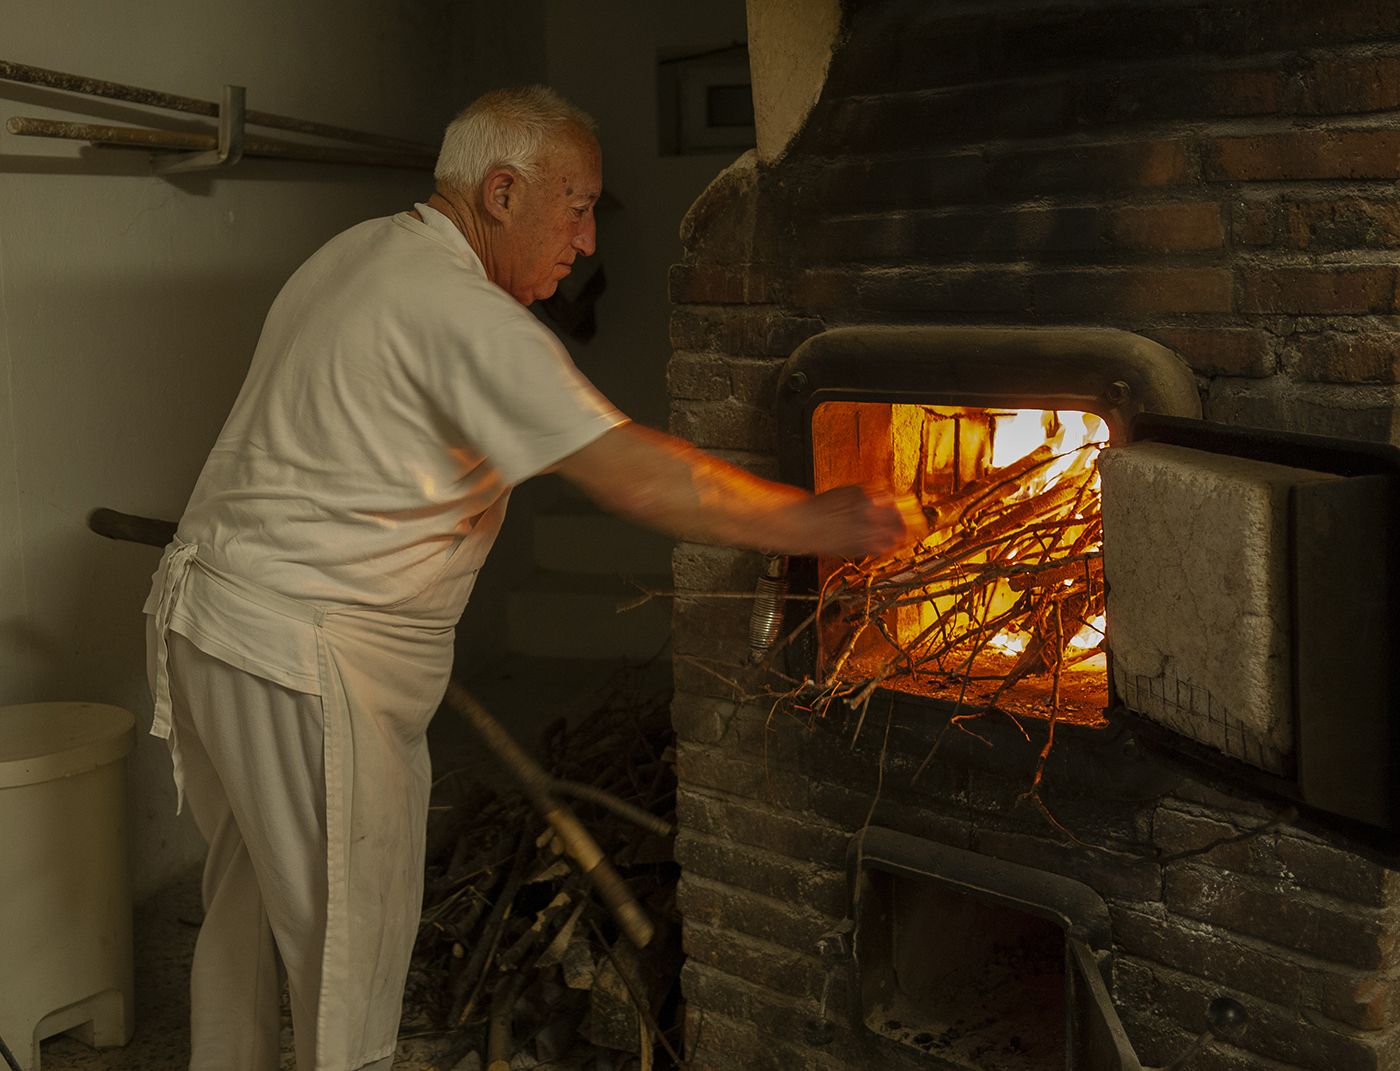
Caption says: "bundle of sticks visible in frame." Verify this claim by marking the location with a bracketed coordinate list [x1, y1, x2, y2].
[409, 677, 682, 1071]
[813, 433, 1106, 716]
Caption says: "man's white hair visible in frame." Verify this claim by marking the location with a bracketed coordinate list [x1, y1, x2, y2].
[434, 86, 597, 192]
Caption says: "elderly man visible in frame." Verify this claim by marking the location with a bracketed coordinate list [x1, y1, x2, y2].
[145, 86, 918, 1071]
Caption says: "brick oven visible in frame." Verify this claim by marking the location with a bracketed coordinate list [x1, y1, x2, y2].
[666, 2, 1400, 1069]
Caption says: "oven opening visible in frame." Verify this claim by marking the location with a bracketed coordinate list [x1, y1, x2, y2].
[811, 401, 1110, 725]
[860, 866, 1068, 1069]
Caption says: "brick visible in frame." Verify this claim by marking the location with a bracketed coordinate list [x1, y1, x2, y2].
[672, 594, 752, 660]
[667, 351, 731, 401]
[676, 831, 849, 915]
[1030, 782, 1157, 845]
[669, 306, 824, 358]
[683, 921, 827, 1004]
[987, 140, 1192, 195]
[680, 1008, 852, 1071]
[1286, 332, 1400, 384]
[812, 153, 987, 212]
[1284, 198, 1400, 251]
[1231, 198, 1279, 247]
[1264, 0, 1400, 49]
[678, 152, 775, 265]
[794, 266, 1031, 316]
[1299, 54, 1400, 115]
[669, 398, 775, 451]
[811, 206, 1103, 261]
[1205, 129, 1400, 181]
[1304, 964, 1400, 1031]
[821, 83, 1069, 154]
[1152, 806, 1285, 877]
[663, 353, 781, 408]
[1164, 865, 1394, 969]
[677, 789, 849, 863]
[1111, 903, 1303, 1009]
[974, 827, 1162, 901]
[1275, 830, 1400, 907]
[673, 659, 749, 706]
[1205, 377, 1400, 444]
[1031, 268, 1233, 315]
[675, 742, 811, 810]
[1148, 327, 1275, 377]
[677, 875, 837, 952]
[1170, 776, 1286, 823]
[805, 779, 974, 850]
[825, 1, 1400, 100]
[1116, 955, 1396, 1071]
[682, 961, 934, 1071]
[794, 718, 933, 792]
[669, 262, 777, 305]
[672, 542, 762, 595]
[727, 359, 783, 408]
[1238, 265, 1398, 314]
[670, 697, 774, 749]
[1073, 66, 1283, 125]
[1104, 202, 1225, 253]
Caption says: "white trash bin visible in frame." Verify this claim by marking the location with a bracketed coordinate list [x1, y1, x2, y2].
[0, 703, 136, 1071]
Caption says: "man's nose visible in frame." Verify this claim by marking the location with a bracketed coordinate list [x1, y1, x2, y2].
[573, 218, 596, 257]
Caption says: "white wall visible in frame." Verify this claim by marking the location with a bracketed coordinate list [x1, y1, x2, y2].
[451, 0, 752, 660]
[0, 0, 539, 898]
[541, 0, 750, 430]
[0, 0, 746, 900]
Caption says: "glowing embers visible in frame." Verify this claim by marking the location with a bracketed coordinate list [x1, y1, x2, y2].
[811, 403, 1109, 724]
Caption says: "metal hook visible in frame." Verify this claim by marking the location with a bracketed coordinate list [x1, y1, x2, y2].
[154, 83, 244, 173]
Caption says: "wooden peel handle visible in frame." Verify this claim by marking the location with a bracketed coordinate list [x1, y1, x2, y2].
[443, 680, 655, 949]
[87, 508, 177, 548]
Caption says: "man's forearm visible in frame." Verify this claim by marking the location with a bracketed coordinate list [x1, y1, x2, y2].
[554, 423, 920, 559]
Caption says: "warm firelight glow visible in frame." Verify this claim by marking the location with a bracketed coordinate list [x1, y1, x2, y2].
[810, 402, 1111, 723]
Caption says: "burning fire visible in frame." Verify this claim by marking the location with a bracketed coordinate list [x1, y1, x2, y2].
[811, 403, 1110, 720]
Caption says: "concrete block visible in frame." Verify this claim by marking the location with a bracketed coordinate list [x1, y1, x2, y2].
[1100, 442, 1339, 774]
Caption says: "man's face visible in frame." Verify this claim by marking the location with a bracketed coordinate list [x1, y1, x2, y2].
[497, 133, 601, 305]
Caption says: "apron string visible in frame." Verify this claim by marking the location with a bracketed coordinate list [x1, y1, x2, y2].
[150, 540, 199, 742]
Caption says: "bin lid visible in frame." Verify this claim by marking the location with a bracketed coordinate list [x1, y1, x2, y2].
[0, 703, 136, 788]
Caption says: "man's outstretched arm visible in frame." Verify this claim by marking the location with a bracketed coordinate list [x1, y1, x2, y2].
[553, 423, 924, 559]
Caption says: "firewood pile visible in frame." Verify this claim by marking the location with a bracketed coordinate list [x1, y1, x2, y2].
[405, 675, 682, 1071]
[806, 422, 1107, 722]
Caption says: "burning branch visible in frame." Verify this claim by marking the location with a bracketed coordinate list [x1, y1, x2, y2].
[809, 434, 1107, 717]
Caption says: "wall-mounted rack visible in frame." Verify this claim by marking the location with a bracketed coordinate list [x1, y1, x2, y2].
[0, 59, 435, 172]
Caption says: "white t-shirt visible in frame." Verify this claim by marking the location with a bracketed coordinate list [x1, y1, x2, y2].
[170, 204, 625, 614]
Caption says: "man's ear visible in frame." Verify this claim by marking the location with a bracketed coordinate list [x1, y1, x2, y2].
[481, 167, 516, 223]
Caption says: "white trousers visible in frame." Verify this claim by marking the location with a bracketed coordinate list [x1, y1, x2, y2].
[160, 630, 399, 1071]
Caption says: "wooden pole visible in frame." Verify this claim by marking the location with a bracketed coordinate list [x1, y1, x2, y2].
[0, 58, 432, 155]
[443, 680, 655, 950]
[8, 116, 433, 170]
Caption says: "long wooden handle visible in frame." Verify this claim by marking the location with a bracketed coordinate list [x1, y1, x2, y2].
[87, 507, 177, 548]
[443, 680, 654, 949]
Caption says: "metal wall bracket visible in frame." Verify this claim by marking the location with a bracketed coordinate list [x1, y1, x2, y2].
[153, 84, 245, 174]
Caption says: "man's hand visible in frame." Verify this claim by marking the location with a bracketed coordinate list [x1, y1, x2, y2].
[553, 424, 927, 559]
[807, 483, 929, 560]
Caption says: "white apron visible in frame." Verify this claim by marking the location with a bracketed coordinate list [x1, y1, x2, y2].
[146, 515, 498, 1069]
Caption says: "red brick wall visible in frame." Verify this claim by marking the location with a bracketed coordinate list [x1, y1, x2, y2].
[668, 2, 1400, 1068]
[672, 0, 1400, 445]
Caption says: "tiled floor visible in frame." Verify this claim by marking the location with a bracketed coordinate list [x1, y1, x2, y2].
[32, 654, 671, 1071]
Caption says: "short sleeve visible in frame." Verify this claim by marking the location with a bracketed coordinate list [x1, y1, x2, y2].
[432, 301, 627, 486]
